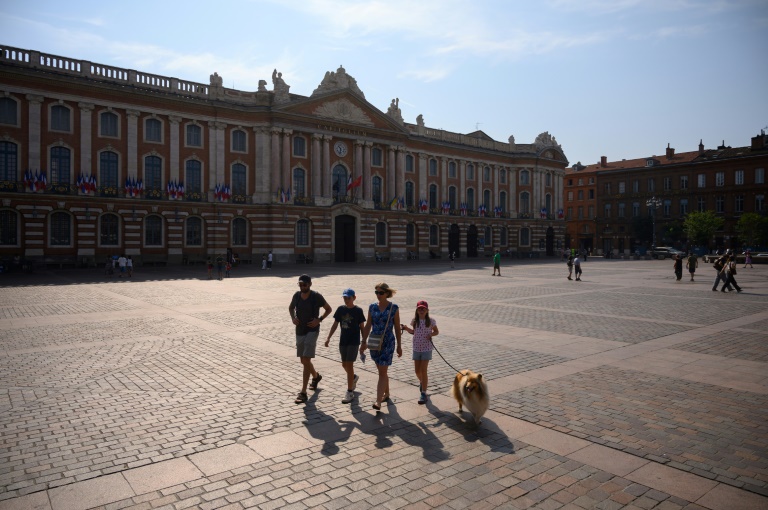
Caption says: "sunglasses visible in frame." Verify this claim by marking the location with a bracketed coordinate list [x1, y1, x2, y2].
[298, 282, 309, 287]
[375, 290, 387, 295]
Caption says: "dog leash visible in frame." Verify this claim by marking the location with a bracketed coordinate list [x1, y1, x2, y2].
[429, 338, 463, 375]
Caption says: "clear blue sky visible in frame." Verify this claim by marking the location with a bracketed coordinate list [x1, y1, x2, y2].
[2, 0, 766, 166]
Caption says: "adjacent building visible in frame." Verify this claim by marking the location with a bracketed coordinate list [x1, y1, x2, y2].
[564, 135, 768, 255]
[0, 45, 568, 266]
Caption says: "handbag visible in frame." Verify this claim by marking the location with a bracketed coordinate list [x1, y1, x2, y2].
[367, 306, 392, 351]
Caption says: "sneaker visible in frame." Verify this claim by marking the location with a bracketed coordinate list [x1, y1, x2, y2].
[418, 392, 427, 405]
[352, 374, 359, 390]
[294, 392, 308, 404]
[309, 373, 322, 390]
[342, 391, 354, 404]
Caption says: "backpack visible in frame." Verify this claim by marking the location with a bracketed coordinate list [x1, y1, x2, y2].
[713, 259, 724, 271]
[567, 260, 573, 267]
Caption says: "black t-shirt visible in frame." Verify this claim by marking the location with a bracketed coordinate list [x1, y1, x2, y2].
[332, 305, 366, 346]
[290, 290, 327, 335]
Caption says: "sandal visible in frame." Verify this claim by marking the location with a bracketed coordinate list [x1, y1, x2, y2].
[372, 402, 381, 411]
[309, 373, 322, 391]
[294, 392, 308, 404]
[382, 393, 390, 401]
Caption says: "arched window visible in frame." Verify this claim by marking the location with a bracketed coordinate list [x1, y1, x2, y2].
[99, 151, 118, 189]
[520, 169, 530, 185]
[520, 191, 530, 215]
[429, 158, 438, 176]
[145, 118, 162, 143]
[232, 129, 247, 152]
[232, 217, 247, 246]
[405, 181, 414, 207]
[100, 111, 119, 137]
[449, 186, 457, 209]
[466, 188, 475, 210]
[0, 97, 18, 126]
[0, 141, 18, 181]
[466, 164, 474, 181]
[145, 156, 162, 191]
[99, 214, 119, 246]
[372, 175, 382, 203]
[372, 148, 383, 166]
[499, 191, 507, 212]
[185, 217, 203, 246]
[0, 210, 18, 245]
[375, 222, 387, 246]
[519, 227, 530, 246]
[483, 166, 491, 182]
[145, 215, 163, 246]
[50, 146, 71, 185]
[500, 168, 506, 184]
[50, 212, 71, 246]
[429, 184, 438, 210]
[293, 167, 305, 198]
[406, 223, 415, 246]
[296, 219, 310, 246]
[429, 224, 439, 246]
[331, 165, 347, 199]
[50, 104, 70, 132]
[500, 227, 508, 246]
[546, 172, 552, 186]
[483, 189, 491, 208]
[185, 160, 201, 194]
[232, 163, 247, 196]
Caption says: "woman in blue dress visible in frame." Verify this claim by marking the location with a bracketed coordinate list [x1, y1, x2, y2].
[361, 282, 402, 411]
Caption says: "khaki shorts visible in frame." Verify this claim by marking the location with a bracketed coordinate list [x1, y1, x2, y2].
[296, 331, 319, 358]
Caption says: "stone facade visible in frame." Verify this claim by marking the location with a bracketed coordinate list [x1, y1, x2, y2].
[0, 45, 568, 266]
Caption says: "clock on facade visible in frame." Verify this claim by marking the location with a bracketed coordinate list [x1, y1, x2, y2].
[334, 141, 348, 157]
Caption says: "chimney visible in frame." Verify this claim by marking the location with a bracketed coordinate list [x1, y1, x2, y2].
[600, 156, 607, 167]
[751, 130, 766, 150]
[699, 139, 704, 154]
[665, 143, 675, 159]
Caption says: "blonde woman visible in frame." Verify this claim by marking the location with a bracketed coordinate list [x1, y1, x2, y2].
[361, 282, 402, 411]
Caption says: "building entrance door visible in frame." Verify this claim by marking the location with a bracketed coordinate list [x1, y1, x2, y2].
[448, 224, 460, 257]
[467, 225, 478, 257]
[546, 227, 554, 256]
[334, 215, 356, 262]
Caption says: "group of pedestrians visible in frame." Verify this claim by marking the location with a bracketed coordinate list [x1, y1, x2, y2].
[289, 274, 437, 410]
[712, 250, 743, 293]
[104, 255, 132, 278]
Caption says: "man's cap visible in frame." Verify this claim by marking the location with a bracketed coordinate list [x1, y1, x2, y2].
[416, 300, 429, 309]
[298, 274, 311, 284]
[342, 288, 355, 297]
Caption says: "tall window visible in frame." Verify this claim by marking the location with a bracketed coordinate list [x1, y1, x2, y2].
[232, 130, 247, 152]
[429, 225, 438, 246]
[331, 165, 347, 198]
[499, 191, 507, 212]
[100, 214, 119, 246]
[99, 151, 118, 188]
[233, 163, 247, 196]
[500, 169, 506, 184]
[51, 104, 70, 132]
[545, 172, 552, 186]
[680, 199, 688, 215]
[588, 189, 594, 199]
[0, 210, 18, 245]
[449, 186, 457, 209]
[756, 168, 765, 184]
[663, 199, 671, 217]
[100, 111, 118, 137]
[647, 179, 655, 192]
[632, 202, 640, 217]
[466, 164, 474, 181]
[0, 141, 18, 181]
[50, 146, 71, 185]
[588, 205, 595, 219]
[715, 172, 724, 187]
[429, 184, 438, 209]
[519, 192, 530, 214]
[405, 181, 414, 207]
[429, 158, 437, 176]
[519, 227, 530, 246]
[500, 227, 508, 246]
[292, 167, 304, 198]
[232, 218, 247, 246]
[663, 177, 672, 191]
[484, 226, 492, 246]
[50, 212, 71, 246]
[186, 160, 201, 194]
[145, 215, 163, 246]
[546, 194, 552, 214]
[618, 203, 626, 218]
[372, 148, 383, 166]
[697, 196, 706, 212]
[578, 206, 584, 219]
[406, 224, 415, 246]
[519, 169, 530, 185]
[633, 179, 639, 192]
[448, 161, 456, 178]
[144, 156, 162, 191]
[186, 124, 202, 147]
[292, 135, 305, 157]
[680, 175, 688, 189]
[296, 219, 309, 246]
[576, 190, 582, 200]
[756, 194, 765, 212]
[372, 176, 382, 203]
[735, 194, 744, 213]
[186, 217, 202, 246]
[466, 188, 475, 211]
[375, 222, 387, 245]
[405, 154, 414, 173]
[735, 170, 744, 185]
[604, 203, 611, 218]
[716, 195, 725, 213]
[0, 97, 18, 126]
[145, 118, 162, 142]
[698, 174, 706, 188]
[483, 189, 491, 209]
[618, 182, 625, 194]
[483, 166, 491, 182]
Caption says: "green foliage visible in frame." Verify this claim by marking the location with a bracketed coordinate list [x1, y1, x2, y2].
[683, 211, 724, 247]
[735, 213, 768, 247]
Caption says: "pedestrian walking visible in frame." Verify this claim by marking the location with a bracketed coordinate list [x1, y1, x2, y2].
[207, 258, 213, 279]
[400, 300, 438, 405]
[215, 254, 225, 280]
[566, 255, 574, 280]
[290, 274, 332, 404]
[261, 253, 267, 270]
[721, 255, 743, 293]
[118, 255, 127, 278]
[225, 261, 231, 278]
[673, 254, 683, 281]
[573, 255, 582, 281]
[324, 288, 366, 404]
[449, 251, 455, 268]
[743, 250, 753, 268]
[126, 256, 133, 278]
[686, 252, 698, 281]
[362, 283, 402, 411]
[711, 251, 729, 291]
[267, 250, 273, 270]
[492, 249, 501, 276]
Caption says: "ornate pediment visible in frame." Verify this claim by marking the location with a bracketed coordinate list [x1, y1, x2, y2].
[312, 66, 364, 98]
[313, 98, 374, 127]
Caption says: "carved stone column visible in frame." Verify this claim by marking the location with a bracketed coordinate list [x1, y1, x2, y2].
[25, 95, 44, 173]
[169, 115, 182, 181]
[322, 135, 332, 197]
[78, 103, 94, 176]
[396, 146, 405, 199]
[387, 145, 396, 202]
[270, 128, 281, 198]
[126, 109, 140, 179]
[208, 121, 226, 190]
[459, 160, 466, 205]
[509, 168, 517, 214]
[312, 133, 322, 198]
[253, 126, 271, 203]
[363, 142, 372, 201]
[282, 128, 293, 191]
[440, 158, 447, 205]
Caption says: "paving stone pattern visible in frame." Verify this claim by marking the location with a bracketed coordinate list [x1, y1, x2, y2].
[674, 331, 768, 362]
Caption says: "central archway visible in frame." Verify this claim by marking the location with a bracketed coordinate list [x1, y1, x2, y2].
[334, 214, 356, 262]
[467, 225, 478, 257]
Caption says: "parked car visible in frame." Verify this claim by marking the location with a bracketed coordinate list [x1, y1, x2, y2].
[649, 247, 685, 260]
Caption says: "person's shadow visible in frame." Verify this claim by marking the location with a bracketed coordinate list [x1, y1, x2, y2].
[301, 390, 356, 455]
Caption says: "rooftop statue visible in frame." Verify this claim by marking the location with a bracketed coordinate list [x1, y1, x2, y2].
[312, 65, 365, 98]
[386, 98, 404, 125]
[272, 69, 291, 104]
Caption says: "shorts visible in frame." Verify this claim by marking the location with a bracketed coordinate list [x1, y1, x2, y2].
[339, 344, 360, 362]
[494, 263, 500, 269]
[412, 350, 432, 361]
[296, 331, 319, 358]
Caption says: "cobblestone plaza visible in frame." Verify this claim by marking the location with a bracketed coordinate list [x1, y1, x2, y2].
[1, 259, 766, 509]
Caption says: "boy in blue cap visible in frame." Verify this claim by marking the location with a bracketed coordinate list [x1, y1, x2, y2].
[325, 288, 367, 404]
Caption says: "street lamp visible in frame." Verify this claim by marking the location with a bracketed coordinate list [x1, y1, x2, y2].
[646, 196, 662, 249]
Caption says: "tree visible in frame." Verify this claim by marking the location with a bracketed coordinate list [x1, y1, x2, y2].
[683, 211, 724, 248]
[662, 220, 685, 245]
[735, 213, 768, 248]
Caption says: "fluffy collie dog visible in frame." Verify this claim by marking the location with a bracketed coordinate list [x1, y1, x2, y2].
[451, 369, 489, 426]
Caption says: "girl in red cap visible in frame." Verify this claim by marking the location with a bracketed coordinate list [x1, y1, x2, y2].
[401, 300, 439, 404]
